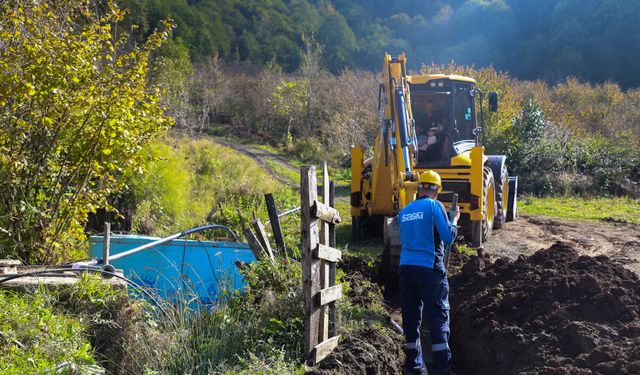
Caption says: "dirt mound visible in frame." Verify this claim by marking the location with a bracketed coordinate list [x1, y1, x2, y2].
[446, 244, 472, 275]
[308, 325, 404, 375]
[450, 241, 640, 375]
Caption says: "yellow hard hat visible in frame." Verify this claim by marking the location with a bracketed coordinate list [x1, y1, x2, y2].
[418, 170, 442, 192]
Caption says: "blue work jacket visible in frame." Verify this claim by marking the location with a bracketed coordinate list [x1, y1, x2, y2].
[398, 196, 457, 272]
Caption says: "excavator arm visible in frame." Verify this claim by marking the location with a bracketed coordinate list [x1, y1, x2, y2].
[364, 53, 418, 216]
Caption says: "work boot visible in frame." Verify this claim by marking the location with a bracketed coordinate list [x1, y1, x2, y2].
[403, 364, 427, 375]
[404, 348, 427, 375]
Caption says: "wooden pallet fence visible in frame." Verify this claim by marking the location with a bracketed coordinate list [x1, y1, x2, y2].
[301, 163, 342, 365]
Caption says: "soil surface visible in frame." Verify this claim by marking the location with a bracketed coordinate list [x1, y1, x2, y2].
[306, 211, 640, 374]
[450, 241, 640, 375]
[306, 255, 405, 375]
[484, 215, 640, 275]
[309, 324, 405, 375]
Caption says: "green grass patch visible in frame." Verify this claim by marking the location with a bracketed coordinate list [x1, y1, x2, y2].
[265, 158, 300, 183]
[0, 289, 99, 374]
[129, 137, 299, 244]
[125, 259, 307, 374]
[249, 141, 351, 186]
[456, 243, 477, 257]
[519, 196, 640, 224]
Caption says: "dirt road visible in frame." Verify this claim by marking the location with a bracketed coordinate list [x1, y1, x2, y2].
[212, 138, 352, 203]
[485, 215, 640, 275]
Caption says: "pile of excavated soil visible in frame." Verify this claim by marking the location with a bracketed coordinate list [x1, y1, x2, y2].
[309, 325, 404, 375]
[450, 241, 640, 375]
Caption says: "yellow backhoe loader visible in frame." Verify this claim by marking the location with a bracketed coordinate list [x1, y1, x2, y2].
[350, 53, 517, 274]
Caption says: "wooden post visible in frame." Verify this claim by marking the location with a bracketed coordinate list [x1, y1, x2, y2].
[244, 226, 267, 262]
[265, 193, 287, 258]
[103, 222, 111, 265]
[320, 162, 330, 246]
[329, 181, 336, 248]
[301, 165, 321, 363]
[238, 209, 269, 262]
[319, 162, 331, 342]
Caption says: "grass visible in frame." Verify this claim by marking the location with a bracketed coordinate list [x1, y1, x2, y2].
[125, 259, 307, 374]
[0, 261, 308, 374]
[130, 136, 299, 242]
[456, 243, 477, 257]
[0, 274, 136, 374]
[249, 141, 351, 186]
[265, 158, 300, 183]
[0, 289, 98, 374]
[519, 196, 640, 224]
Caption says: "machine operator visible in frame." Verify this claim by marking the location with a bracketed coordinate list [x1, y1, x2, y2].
[416, 100, 448, 163]
[398, 170, 460, 375]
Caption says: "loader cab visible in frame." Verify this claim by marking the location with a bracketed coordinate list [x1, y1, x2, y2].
[408, 75, 480, 167]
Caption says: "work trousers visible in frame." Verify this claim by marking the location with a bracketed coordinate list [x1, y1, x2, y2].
[399, 265, 452, 375]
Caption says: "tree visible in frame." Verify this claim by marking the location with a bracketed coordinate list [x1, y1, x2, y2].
[317, 13, 356, 73]
[152, 37, 194, 129]
[0, 0, 173, 263]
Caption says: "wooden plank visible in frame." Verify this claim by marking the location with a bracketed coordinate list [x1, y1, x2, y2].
[311, 200, 341, 224]
[313, 335, 341, 364]
[243, 227, 266, 261]
[265, 193, 287, 257]
[315, 243, 342, 262]
[328, 262, 337, 337]
[320, 259, 330, 342]
[302, 165, 321, 363]
[251, 218, 275, 263]
[317, 284, 342, 306]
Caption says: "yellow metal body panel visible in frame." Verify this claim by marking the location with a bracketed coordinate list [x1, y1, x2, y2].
[368, 132, 394, 215]
[451, 150, 488, 167]
[407, 74, 476, 84]
[469, 146, 485, 221]
[350, 147, 363, 217]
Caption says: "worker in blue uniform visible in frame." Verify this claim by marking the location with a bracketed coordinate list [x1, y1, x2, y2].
[398, 170, 459, 375]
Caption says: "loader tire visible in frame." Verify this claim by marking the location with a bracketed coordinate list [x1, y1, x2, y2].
[489, 157, 508, 229]
[481, 166, 496, 243]
[506, 176, 518, 221]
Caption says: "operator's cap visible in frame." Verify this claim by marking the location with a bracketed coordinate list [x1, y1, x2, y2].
[418, 170, 442, 192]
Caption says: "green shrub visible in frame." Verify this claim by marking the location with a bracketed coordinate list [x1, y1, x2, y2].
[0, 1, 172, 264]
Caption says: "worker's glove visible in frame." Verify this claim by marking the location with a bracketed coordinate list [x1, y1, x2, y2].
[452, 205, 460, 225]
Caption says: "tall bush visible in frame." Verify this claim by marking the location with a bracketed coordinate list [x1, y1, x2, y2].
[0, 0, 172, 263]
